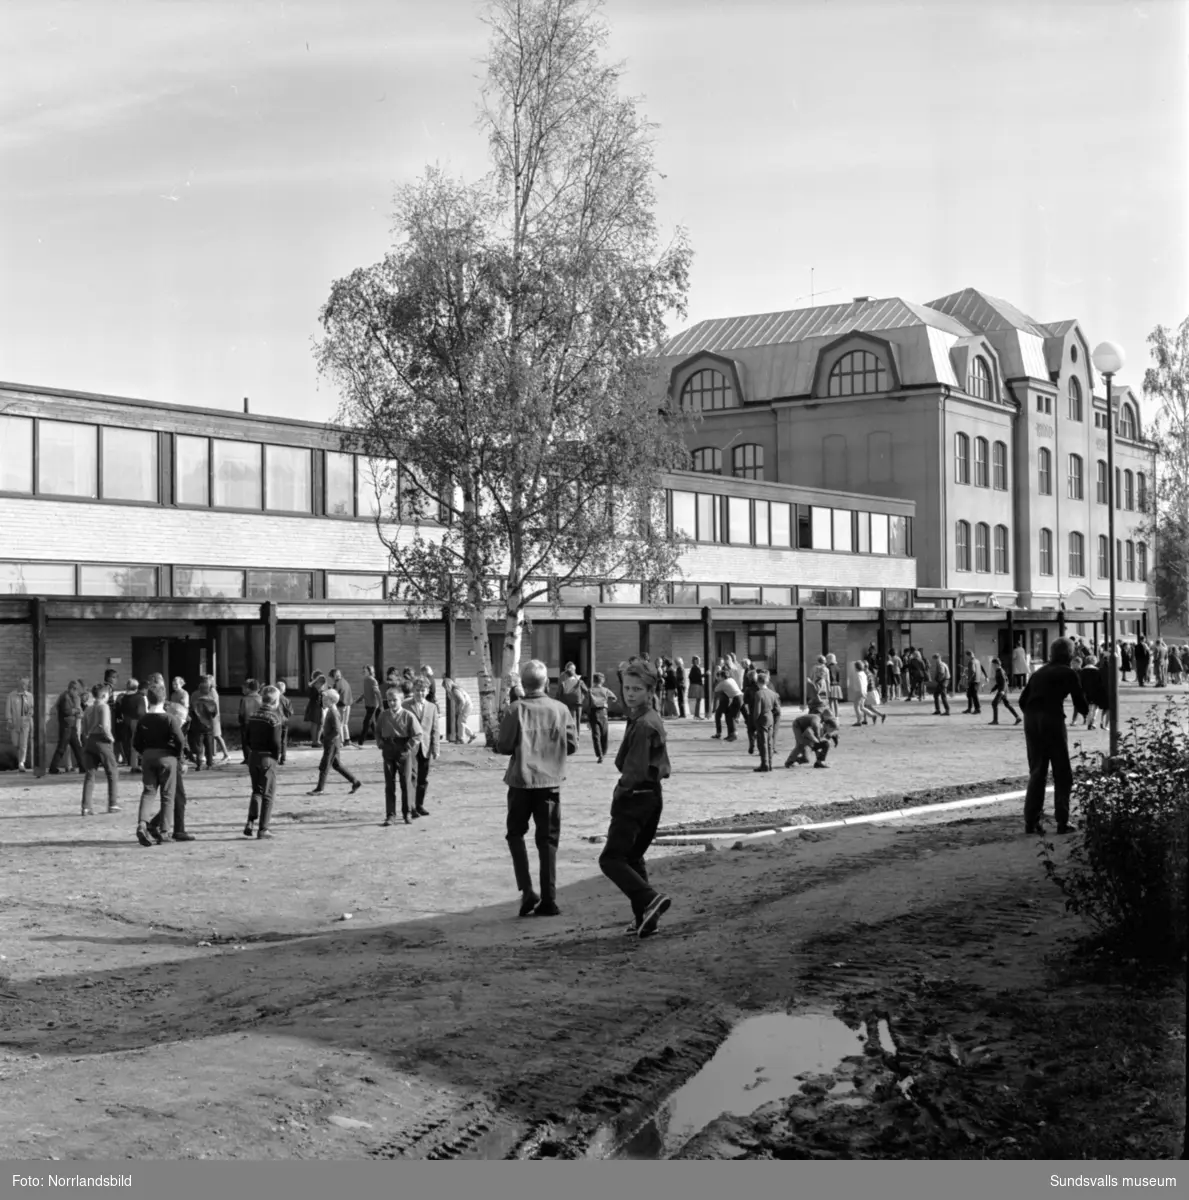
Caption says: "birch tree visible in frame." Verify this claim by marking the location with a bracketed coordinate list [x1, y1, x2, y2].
[316, 0, 691, 741]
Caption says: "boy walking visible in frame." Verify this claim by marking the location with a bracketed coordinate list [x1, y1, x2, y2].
[238, 679, 262, 764]
[988, 658, 1021, 725]
[376, 684, 422, 825]
[243, 685, 285, 839]
[599, 660, 672, 939]
[275, 680, 292, 765]
[961, 651, 987, 714]
[587, 673, 616, 763]
[131, 683, 185, 846]
[308, 688, 362, 796]
[497, 660, 577, 917]
[929, 654, 951, 715]
[748, 669, 781, 771]
[404, 677, 438, 817]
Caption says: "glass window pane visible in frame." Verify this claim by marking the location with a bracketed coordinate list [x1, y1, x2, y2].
[326, 573, 385, 601]
[889, 516, 908, 557]
[37, 421, 97, 497]
[559, 584, 600, 604]
[799, 587, 827, 606]
[870, 513, 889, 554]
[264, 445, 311, 513]
[728, 496, 751, 545]
[811, 506, 832, 549]
[762, 586, 792, 606]
[0, 415, 34, 492]
[770, 502, 791, 547]
[174, 568, 245, 598]
[101, 428, 158, 503]
[325, 452, 355, 516]
[602, 583, 641, 604]
[753, 501, 770, 546]
[358, 458, 398, 519]
[729, 585, 761, 605]
[832, 509, 853, 552]
[212, 440, 262, 509]
[858, 589, 882, 607]
[827, 588, 854, 606]
[696, 493, 716, 541]
[672, 583, 698, 604]
[78, 565, 157, 597]
[671, 490, 697, 538]
[245, 570, 312, 601]
[697, 584, 722, 605]
[856, 511, 870, 553]
[276, 625, 301, 690]
[176, 436, 210, 506]
[0, 561, 76, 595]
[885, 589, 911, 608]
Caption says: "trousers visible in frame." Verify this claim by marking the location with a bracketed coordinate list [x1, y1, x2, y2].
[589, 709, 609, 760]
[1023, 712, 1073, 828]
[317, 740, 358, 790]
[248, 753, 278, 831]
[380, 743, 414, 816]
[81, 742, 119, 810]
[51, 723, 84, 772]
[11, 718, 33, 768]
[506, 787, 560, 905]
[138, 749, 177, 831]
[599, 785, 663, 919]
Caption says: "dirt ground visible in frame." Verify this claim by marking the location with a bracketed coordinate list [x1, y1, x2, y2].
[0, 691, 1184, 1160]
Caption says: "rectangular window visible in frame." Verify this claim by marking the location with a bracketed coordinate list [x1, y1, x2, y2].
[870, 513, 889, 555]
[832, 509, 853, 552]
[1097, 535, 1109, 579]
[174, 568, 245, 598]
[753, 500, 770, 547]
[325, 452, 356, 516]
[727, 495, 751, 545]
[557, 584, 599, 604]
[672, 583, 698, 605]
[0, 561, 77, 595]
[747, 629, 776, 670]
[175, 435, 210, 506]
[212, 440, 262, 509]
[798, 506, 813, 549]
[697, 584, 722, 605]
[858, 589, 882, 608]
[358, 458, 398, 519]
[0, 415, 34, 492]
[264, 445, 312, 513]
[729, 585, 761, 605]
[1039, 531, 1053, 576]
[856, 512, 870, 553]
[885, 589, 911, 608]
[101, 427, 158, 503]
[762, 586, 792, 606]
[696, 493, 718, 542]
[245, 570, 313, 601]
[1069, 533, 1084, 577]
[799, 587, 827, 607]
[770, 502, 792, 548]
[671, 490, 697, 539]
[1096, 461, 1108, 505]
[811, 507, 832, 550]
[1067, 455, 1083, 501]
[889, 516, 909, 557]
[326, 573, 385, 601]
[827, 588, 855, 607]
[78, 564, 157, 597]
[37, 420, 98, 498]
[994, 526, 1009, 574]
[992, 442, 1008, 490]
[601, 583, 640, 604]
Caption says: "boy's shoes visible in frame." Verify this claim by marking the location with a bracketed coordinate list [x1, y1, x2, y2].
[107, 805, 121, 814]
[638, 894, 671, 938]
[1024, 823, 1044, 835]
[350, 780, 362, 794]
[135, 824, 153, 847]
[173, 832, 196, 842]
[243, 823, 255, 838]
[624, 920, 642, 937]
[533, 903, 561, 917]
[1054, 824, 1071, 835]
[257, 831, 274, 840]
[725, 735, 738, 742]
[415, 806, 429, 816]
[382, 817, 395, 827]
[813, 761, 829, 769]
[410, 809, 421, 819]
[81, 807, 95, 816]
[1015, 717, 1023, 725]
[519, 890, 540, 917]
[307, 789, 324, 796]
[403, 813, 411, 825]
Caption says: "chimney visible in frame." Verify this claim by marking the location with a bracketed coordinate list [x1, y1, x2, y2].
[852, 295, 875, 304]
[243, 396, 250, 414]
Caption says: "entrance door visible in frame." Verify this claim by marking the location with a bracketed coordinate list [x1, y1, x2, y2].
[308, 640, 336, 682]
[559, 625, 589, 677]
[131, 637, 165, 686]
[715, 631, 735, 662]
[167, 639, 206, 691]
[997, 628, 1012, 665]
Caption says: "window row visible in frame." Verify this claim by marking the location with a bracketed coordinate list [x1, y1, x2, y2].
[954, 522, 1011, 574]
[690, 444, 764, 480]
[0, 415, 402, 520]
[669, 490, 911, 556]
[1036, 533, 1149, 582]
[953, 435, 1009, 489]
[528, 582, 910, 609]
[1037, 451, 1148, 511]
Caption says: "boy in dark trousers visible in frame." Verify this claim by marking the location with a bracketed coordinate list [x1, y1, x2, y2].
[132, 683, 185, 847]
[308, 688, 362, 796]
[599, 659, 672, 938]
[587, 673, 616, 763]
[275, 680, 293, 764]
[376, 684, 422, 826]
[988, 658, 1021, 725]
[360, 666, 382, 743]
[148, 697, 195, 843]
[748, 669, 781, 772]
[243, 685, 285, 839]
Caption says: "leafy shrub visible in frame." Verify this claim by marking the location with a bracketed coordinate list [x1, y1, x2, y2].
[1041, 701, 1189, 960]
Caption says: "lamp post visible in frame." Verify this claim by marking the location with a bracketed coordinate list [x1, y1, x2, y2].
[1092, 341, 1126, 759]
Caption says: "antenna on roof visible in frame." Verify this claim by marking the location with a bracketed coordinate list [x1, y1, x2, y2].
[808, 267, 841, 306]
[243, 396, 250, 414]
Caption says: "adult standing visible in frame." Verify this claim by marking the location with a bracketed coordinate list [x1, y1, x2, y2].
[497, 659, 577, 918]
[404, 677, 439, 818]
[275, 680, 292, 764]
[376, 684, 422, 825]
[119, 680, 147, 773]
[360, 666, 382, 743]
[929, 654, 951, 715]
[131, 682, 185, 847]
[243, 685, 285, 839]
[330, 669, 354, 748]
[961, 651, 986, 715]
[6, 677, 35, 773]
[1011, 639, 1030, 690]
[1134, 634, 1151, 687]
[308, 688, 362, 797]
[1019, 638, 1088, 835]
[662, 659, 679, 719]
[687, 656, 705, 719]
[887, 650, 903, 700]
[49, 681, 84, 774]
[79, 684, 120, 815]
[741, 661, 760, 753]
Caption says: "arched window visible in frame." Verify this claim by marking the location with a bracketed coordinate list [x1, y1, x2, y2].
[1097, 535, 1109, 578]
[1067, 453, 1083, 500]
[1137, 542, 1148, 582]
[1117, 403, 1137, 440]
[1039, 528, 1053, 576]
[827, 350, 889, 397]
[992, 441, 1008, 490]
[1096, 460, 1108, 504]
[1137, 471, 1147, 512]
[954, 433, 970, 485]
[1124, 469, 1134, 511]
[1069, 531, 1085, 577]
[1116, 538, 1123, 579]
[1115, 467, 1122, 509]
[1125, 539, 1135, 581]
[690, 447, 722, 475]
[968, 356, 992, 400]
[994, 524, 1009, 574]
[732, 444, 763, 480]
[680, 368, 735, 413]
[1038, 447, 1052, 495]
[955, 520, 971, 571]
[974, 437, 989, 487]
[974, 522, 990, 572]
[1068, 377, 1083, 422]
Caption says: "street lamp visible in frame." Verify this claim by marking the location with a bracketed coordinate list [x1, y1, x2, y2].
[1092, 340, 1125, 759]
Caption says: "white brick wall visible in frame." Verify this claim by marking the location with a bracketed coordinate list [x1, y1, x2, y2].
[677, 542, 915, 589]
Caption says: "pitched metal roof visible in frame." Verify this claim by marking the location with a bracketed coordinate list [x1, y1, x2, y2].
[926, 288, 1049, 338]
[1040, 318, 1079, 338]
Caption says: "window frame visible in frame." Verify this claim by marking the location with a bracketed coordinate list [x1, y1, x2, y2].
[211, 438, 264, 511]
[974, 522, 990, 573]
[1039, 528, 1053, 576]
[1038, 447, 1052, 495]
[955, 520, 971, 572]
[827, 349, 890, 397]
[680, 368, 735, 413]
[35, 418, 99, 500]
[973, 437, 989, 488]
[993, 524, 1009, 574]
[1068, 531, 1085, 577]
[263, 444, 313, 514]
[968, 356, 992, 401]
[0, 414, 35, 494]
[1097, 535, 1109, 579]
[1067, 453, 1083, 501]
[732, 443, 764, 480]
[992, 440, 1008, 491]
[1068, 377, 1083, 422]
[954, 432, 971, 485]
[690, 447, 723, 475]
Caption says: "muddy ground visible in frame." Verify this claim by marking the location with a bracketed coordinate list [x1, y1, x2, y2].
[0, 695, 1184, 1160]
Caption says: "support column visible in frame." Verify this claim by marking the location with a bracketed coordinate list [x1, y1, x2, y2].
[443, 606, 455, 739]
[204, 626, 217, 686]
[822, 621, 829, 659]
[638, 621, 650, 658]
[878, 607, 888, 691]
[797, 607, 806, 705]
[945, 608, 956, 693]
[701, 606, 714, 675]
[1006, 608, 1015, 669]
[32, 598, 47, 776]
[262, 602, 277, 685]
[584, 604, 597, 686]
[1058, 608, 1067, 639]
[373, 620, 385, 680]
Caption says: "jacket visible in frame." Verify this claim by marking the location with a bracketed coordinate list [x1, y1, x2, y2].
[376, 706, 421, 751]
[6, 689, 33, 728]
[334, 679, 354, 708]
[132, 711, 185, 757]
[1020, 664, 1088, 719]
[320, 704, 346, 747]
[56, 690, 82, 728]
[362, 675, 382, 707]
[615, 705, 671, 793]
[403, 698, 439, 759]
[244, 707, 284, 757]
[749, 686, 782, 726]
[239, 694, 262, 726]
[80, 701, 114, 746]
[497, 693, 576, 789]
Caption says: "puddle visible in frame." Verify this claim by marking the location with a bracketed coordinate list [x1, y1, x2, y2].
[606, 1012, 871, 1159]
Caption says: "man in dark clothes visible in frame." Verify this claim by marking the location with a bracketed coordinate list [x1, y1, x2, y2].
[1134, 635, 1150, 686]
[49, 681, 84, 773]
[243, 685, 285, 839]
[132, 683, 186, 846]
[1019, 638, 1088, 836]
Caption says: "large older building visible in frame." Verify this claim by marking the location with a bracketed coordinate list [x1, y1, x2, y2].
[1, 380, 928, 767]
[655, 287, 1157, 659]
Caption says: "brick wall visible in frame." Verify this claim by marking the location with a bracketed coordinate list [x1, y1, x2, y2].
[1, 624, 33, 683]
[595, 621, 639, 682]
[677, 542, 915, 589]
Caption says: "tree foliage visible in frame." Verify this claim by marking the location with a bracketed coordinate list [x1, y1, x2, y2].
[1142, 316, 1189, 629]
[315, 0, 691, 740]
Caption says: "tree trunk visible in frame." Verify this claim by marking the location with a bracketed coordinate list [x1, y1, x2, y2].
[469, 603, 501, 748]
[500, 592, 527, 697]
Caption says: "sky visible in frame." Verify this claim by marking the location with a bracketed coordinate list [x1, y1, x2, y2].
[1, 0, 1185, 424]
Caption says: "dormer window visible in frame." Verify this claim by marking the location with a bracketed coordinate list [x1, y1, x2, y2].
[680, 368, 735, 413]
[1117, 403, 1138, 440]
[967, 356, 992, 401]
[827, 350, 889, 397]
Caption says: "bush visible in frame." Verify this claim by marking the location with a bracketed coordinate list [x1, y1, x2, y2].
[1040, 701, 1189, 961]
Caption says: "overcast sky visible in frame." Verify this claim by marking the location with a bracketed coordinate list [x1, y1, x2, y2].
[1, 0, 1184, 422]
